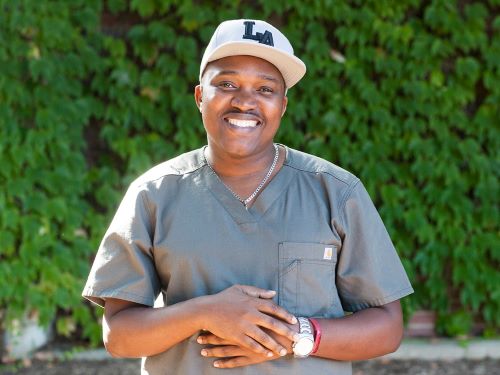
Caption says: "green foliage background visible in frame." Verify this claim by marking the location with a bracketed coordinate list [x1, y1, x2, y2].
[0, 0, 498, 344]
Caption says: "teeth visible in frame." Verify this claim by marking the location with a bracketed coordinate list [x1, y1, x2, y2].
[227, 118, 258, 127]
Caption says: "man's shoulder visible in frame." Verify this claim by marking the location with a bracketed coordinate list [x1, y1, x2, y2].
[284, 146, 358, 186]
[131, 148, 205, 188]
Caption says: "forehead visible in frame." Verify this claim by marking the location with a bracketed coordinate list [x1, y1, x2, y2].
[203, 55, 285, 86]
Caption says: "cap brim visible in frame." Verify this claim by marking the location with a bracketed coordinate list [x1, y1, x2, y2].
[201, 41, 306, 89]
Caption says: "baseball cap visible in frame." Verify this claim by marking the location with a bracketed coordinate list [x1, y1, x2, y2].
[199, 19, 306, 89]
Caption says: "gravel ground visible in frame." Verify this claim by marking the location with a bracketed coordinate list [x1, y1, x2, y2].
[1, 358, 499, 375]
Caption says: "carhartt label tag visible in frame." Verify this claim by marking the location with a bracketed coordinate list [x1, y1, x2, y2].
[323, 247, 333, 260]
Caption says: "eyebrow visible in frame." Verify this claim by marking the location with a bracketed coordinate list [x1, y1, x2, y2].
[216, 70, 281, 83]
[216, 70, 238, 76]
[258, 74, 280, 83]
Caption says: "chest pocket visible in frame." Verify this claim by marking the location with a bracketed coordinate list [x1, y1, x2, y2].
[278, 242, 341, 318]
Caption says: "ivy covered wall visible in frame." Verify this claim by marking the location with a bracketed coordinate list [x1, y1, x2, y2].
[0, 0, 498, 345]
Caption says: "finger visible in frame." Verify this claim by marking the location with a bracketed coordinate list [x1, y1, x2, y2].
[255, 313, 299, 343]
[257, 301, 298, 327]
[236, 285, 276, 299]
[201, 345, 266, 359]
[214, 355, 271, 369]
[197, 334, 233, 346]
[214, 356, 247, 369]
[245, 327, 288, 357]
[228, 333, 273, 357]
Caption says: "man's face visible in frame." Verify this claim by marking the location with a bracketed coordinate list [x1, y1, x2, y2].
[195, 55, 287, 159]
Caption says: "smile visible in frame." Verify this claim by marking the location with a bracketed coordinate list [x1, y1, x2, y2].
[226, 118, 260, 128]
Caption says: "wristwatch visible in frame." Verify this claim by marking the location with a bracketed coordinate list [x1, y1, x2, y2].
[292, 317, 314, 358]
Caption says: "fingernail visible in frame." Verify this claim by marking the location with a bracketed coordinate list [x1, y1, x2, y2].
[291, 316, 297, 324]
[197, 337, 203, 344]
[280, 348, 287, 356]
[268, 290, 276, 294]
[214, 361, 220, 368]
[267, 351, 273, 357]
[201, 349, 207, 356]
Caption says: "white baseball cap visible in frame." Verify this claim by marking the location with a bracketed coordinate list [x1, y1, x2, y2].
[199, 19, 306, 89]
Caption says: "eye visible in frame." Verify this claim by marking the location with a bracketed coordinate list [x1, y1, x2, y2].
[218, 82, 236, 89]
[259, 86, 274, 93]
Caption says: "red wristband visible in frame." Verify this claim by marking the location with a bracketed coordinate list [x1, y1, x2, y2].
[309, 318, 322, 354]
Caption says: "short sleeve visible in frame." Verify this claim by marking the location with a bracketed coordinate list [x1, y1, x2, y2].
[336, 181, 413, 312]
[82, 183, 160, 308]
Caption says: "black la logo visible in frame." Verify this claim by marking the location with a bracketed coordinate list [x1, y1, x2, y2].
[242, 21, 274, 46]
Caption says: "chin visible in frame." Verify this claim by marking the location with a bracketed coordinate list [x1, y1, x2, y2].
[208, 137, 272, 160]
[223, 145, 258, 159]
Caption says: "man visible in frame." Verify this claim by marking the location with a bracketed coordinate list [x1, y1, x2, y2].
[83, 19, 413, 374]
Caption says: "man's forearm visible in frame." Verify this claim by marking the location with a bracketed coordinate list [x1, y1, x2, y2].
[104, 297, 206, 358]
[311, 301, 403, 360]
[267, 301, 402, 360]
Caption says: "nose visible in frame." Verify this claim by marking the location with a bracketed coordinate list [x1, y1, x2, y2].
[230, 89, 257, 112]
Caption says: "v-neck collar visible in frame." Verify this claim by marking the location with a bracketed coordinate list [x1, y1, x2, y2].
[201, 145, 295, 225]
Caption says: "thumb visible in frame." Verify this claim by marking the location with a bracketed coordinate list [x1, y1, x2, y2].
[237, 285, 276, 299]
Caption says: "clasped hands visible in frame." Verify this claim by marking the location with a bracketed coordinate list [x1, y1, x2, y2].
[196, 284, 300, 369]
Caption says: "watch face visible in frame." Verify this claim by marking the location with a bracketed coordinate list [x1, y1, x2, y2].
[294, 337, 314, 355]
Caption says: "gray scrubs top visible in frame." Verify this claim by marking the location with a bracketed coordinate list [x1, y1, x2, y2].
[83, 146, 413, 375]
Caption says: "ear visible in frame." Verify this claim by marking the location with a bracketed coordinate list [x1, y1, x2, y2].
[194, 85, 203, 112]
[281, 95, 288, 117]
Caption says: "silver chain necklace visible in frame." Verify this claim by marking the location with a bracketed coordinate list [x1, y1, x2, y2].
[204, 144, 279, 208]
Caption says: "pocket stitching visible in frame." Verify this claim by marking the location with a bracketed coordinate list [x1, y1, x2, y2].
[280, 259, 299, 277]
[281, 242, 339, 264]
[296, 260, 301, 314]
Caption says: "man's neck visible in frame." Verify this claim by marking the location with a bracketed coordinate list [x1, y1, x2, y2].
[204, 144, 285, 204]
[205, 144, 278, 178]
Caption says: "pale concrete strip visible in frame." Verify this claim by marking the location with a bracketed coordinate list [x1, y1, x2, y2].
[384, 339, 500, 360]
[71, 349, 114, 361]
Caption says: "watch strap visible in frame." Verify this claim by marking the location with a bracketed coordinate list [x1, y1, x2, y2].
[297, 317, 313, 335]
[309, 318, 322, 354]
